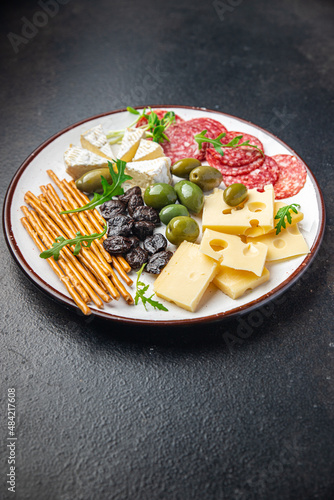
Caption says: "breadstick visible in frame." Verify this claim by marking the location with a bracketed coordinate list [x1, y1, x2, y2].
[21, 217, 91, 315]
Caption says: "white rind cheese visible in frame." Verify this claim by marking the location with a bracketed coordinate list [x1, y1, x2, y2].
[64, 145, 108, 179]
[80, 124, 114, 160]
[118, 128, 146, 162]
[132, 139, 164, 162]
[125, 157, 172, 189]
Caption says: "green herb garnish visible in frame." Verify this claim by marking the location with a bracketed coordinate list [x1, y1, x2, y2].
[274, 204, 300, 235]
[194, 130, 265, 157]
[39, 225, 107, 261]
[134, 263, 168, 311]
[107, 107, 176, 144]
[60, 159, 132, 214]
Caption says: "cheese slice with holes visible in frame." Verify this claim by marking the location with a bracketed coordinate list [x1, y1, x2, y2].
[245, 201, 304, 238]
[247, 224, 309, 261]
[200, 228, 267, 276]
[153, 241, 219, 312]
[132, 139, 164, 162]
[64, 145, 109, 179]
[214, 266, 270, 299]
[80, 124, 114, 160]
[202, 185, 275, 236]
[125, 157, 172, 189]
[118, 128, 146, 162]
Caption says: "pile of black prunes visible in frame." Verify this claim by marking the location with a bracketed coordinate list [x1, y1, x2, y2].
[101, 186, 173, 273]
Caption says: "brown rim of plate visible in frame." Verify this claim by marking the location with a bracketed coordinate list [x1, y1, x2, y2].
[2, 105, 326, 326]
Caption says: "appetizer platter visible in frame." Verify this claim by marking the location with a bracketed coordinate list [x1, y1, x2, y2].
[3, 106, 325, 325]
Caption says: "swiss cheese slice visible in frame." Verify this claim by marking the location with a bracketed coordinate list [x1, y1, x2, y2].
[202, 185, 275, 236]
[118, 128, 146, 162]
[213, 266, 270, 299]
[245, 201, 304, 238]
[132, 139, 164, 162]
[247, 224, 309, 261]
[80, 124, 114, 160]
[153, 241, 219, 312]
[200, 229, 268, 276]
[64, 146, 109, 179]
[125, 157, 172, 189]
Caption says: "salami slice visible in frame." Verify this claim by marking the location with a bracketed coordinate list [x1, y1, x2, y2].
[206, 147, 265, 176]
[217, 131, 264, 167]
[135, 109, 184, 128]
[271, 155, 307, 199]
[162, 117, 227, 164]
[222, 156, 280, 191]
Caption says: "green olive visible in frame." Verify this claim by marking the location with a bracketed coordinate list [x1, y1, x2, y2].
[223, 183, 248, 207]
[166, 216, 200, 246]
[174, 180, 204, 214]
[144, 183, 177, 210]
[189, 165, 223, 191]
[171, 158, 202, 178]
[159, 204, 189, 225]
[75, 168, 112, 193]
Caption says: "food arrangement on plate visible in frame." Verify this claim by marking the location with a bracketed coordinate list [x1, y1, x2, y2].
[9, 105, 322, 323]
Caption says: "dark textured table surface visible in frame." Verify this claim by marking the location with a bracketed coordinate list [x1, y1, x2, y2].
[1, 0, 334, 499]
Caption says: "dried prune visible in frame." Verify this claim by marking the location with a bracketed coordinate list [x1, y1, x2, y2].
[125, 246, 148, 270]
[132, 221, 155, 240]
[118, 186, 142, 204]
[100, 200, 126, 219]
[103, 236, 137, 254]
[143, 234, 167, 255]
[127, 194, 144, 216]
[132, 206, 160, 225]
[146, 251, 173, 274]
[107, 215, 134, 237]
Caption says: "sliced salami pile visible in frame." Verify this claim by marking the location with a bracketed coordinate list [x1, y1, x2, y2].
[271, 155, 307, 199]
[217, 131, 264, 167]
[136, 109, 184, 128]
[162, 117, 227, 164]
[222, 156, 280, 191]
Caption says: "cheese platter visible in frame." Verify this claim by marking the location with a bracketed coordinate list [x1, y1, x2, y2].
[3, 106, 325, 325]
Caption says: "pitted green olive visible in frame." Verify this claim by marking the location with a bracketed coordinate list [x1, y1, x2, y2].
[159, 204, 189, 225]
[171, 158, 202, 178]
[144, 183, 177, 209]
[166, 216, 200, 246]
[174, 180, 204, 214]
[189, 165, 223, 191]
[75, 168, 112, 193]
[223, 183, 248, 207]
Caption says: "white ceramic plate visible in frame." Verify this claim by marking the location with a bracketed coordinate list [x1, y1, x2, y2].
[3, 106, 325, 325]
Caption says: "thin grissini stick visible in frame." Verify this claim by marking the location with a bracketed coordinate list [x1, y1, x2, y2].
[111, 256, 133, 286]
[115, 255, 132, 274]
[108, 265, 134, 305]
[60, 199, 111, 276]
[22, 207, 90, 303]
[24, 207, 106, 308]
[25, 193, 118, 300]
[21, 217, 91, 316]
[40, 185, 62, 213]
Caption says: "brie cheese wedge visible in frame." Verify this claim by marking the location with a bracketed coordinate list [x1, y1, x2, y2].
[80, 124, 114, 160]
[125, 157, 172, 189]
[64, 145, 109, 179]
[118, 128, 146, 162]
[132, 139, 164, 162]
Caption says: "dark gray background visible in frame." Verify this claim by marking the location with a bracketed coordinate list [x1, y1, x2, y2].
[1, 0, 333, 499]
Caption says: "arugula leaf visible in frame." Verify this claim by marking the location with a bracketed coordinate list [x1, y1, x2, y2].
[39, 225, 107, 261]
[127, 106, 140, 115]
[134, 263, 168, 311]
[274, 203, 300, 235]
[60, 159, 132, 214]
[194, 130, 264, 157]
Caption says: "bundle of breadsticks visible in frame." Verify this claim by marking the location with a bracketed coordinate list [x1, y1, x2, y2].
[20, 170, 133, 315]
